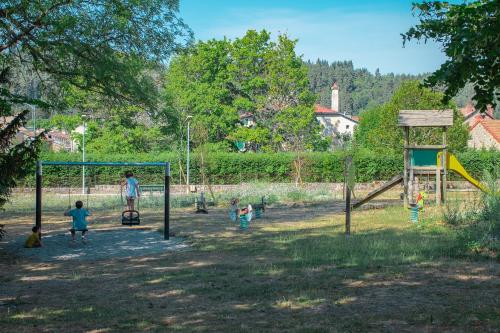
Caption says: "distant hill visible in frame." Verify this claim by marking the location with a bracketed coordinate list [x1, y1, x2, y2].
[305, 59, 497, 117]
[305, 59, 427, 115]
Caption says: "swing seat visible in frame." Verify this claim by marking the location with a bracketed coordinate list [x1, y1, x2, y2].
[121, 210, 140, 225]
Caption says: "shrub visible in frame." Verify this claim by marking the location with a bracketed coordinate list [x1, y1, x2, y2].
[19, 149, 500, 186]
[443, 170, 500, 256]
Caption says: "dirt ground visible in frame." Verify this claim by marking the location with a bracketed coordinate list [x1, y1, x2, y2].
[0, 199, 499, 332]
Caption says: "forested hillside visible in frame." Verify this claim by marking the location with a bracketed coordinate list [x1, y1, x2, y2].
[306, 60, 427, 115]
[305, 59, 496, 116]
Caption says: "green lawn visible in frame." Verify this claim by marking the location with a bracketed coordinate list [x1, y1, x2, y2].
[0, 202, 498, 332]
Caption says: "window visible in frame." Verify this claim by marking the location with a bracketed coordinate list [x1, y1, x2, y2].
[346, 125, 350, 129]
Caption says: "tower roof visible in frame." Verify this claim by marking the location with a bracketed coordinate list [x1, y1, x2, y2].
[331, 82, 338, 90]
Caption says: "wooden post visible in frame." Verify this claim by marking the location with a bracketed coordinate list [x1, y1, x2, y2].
[442, 127, 447, 204]
[35, 161, 42, 237]
[436, 165, 442, 205]
[164, 162, 170, 240]
[409, 166, 414, 204]
[345, 156, 352, 237]
[345, 187, 351, 237]
[403, 127, 410, 208]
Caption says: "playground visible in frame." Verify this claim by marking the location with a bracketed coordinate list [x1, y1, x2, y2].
[1, 198, 499, 332]
[1, 110, 498, 332]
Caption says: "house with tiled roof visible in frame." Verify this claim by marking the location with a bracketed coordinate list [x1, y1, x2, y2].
[459, 102, 498, 149]
[460, 103, 495, 126]
[468, 117, 500, 150]
[314, 82, 358, 147]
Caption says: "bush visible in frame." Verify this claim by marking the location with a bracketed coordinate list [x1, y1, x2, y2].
[443, 170, 500, 256]
[19, 149, 500, 186]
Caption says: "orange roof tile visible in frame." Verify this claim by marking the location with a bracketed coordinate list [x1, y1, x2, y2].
[470, 119, 500, 143]
[314, 104, 335, 113]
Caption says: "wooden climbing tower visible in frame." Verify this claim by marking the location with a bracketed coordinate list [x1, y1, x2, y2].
[398, 110, 453, 207]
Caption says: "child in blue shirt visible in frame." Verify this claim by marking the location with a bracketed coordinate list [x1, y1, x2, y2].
[123, 171, 140, 211]
[64, 200, 90, 242]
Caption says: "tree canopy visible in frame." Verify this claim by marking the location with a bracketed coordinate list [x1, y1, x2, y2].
[402, 0, 499, 111]
[355, 80, 469, 154]
[306, 60, 428, 115]
[1, 0, 192, 108]
[164, 30, 326, 152]
[0, 0, 191, 208]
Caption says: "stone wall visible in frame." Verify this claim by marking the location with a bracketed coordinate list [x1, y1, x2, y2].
[12, 181, 481, 195]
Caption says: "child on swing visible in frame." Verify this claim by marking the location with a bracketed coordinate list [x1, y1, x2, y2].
[123, 171, 140, 211]
[64, 200, 90, 243]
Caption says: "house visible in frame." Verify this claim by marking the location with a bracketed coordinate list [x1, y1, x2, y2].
[239, 112, 255, 127]
[1, 116, 46, 143]
[314, 82, 358, 146]
[460, 102, 498, 150]
[47, 130, 77, 152]
[460, 103, 495, 126]
[467, 117, 500, 149]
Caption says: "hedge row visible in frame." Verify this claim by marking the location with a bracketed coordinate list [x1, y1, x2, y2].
[22, 150, 499, 187]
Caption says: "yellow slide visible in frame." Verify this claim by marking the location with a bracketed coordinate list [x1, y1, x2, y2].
[437, 152, 487, 192]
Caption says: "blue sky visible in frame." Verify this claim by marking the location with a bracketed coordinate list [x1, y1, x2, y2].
[178, 0, 447, 75]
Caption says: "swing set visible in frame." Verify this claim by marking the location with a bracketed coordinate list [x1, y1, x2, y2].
[35, 161, 172, 240]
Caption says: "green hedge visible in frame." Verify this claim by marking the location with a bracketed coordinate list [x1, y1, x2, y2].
[21, 150, 499, 187]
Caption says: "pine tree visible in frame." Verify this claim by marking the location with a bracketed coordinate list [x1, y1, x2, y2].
[0, 66, 42, 208]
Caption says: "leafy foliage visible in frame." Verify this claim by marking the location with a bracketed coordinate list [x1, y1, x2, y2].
[355, 81, 469, 154]
[403, 0, 499, 111]
[164, 30, 325, 151]
[443, 170, 500, 256]
[306, 60, 428, 114]
[0, 0, 191, 209]
[0, 66, 43, 208]
[1, 0, 192, 109]
[25, 149, 500, 186]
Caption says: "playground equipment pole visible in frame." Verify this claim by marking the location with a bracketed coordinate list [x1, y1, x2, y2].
[186, 115, 192, 193]
[403, 127, 409, 208]
[35, 161, 42, 236]
[345, 156, 352, 236]
[82, 115, 87, 195]
[164, 162, 170, 240]
[442, 127, 447, 203]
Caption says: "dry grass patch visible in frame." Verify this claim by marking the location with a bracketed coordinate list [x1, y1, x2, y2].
[0, 202, 499, 332]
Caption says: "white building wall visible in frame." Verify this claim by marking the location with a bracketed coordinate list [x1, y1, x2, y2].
[468, 124, 500, 149]
[316, 115, 357, 146]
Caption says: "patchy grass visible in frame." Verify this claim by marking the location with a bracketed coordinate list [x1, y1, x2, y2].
[0, 201, 498, 332]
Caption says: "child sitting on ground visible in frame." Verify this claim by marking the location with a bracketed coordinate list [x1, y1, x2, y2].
[25, 226, 42, 248]
[64, 200, 90, 242]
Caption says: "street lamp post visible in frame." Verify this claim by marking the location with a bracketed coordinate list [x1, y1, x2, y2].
[186, 116, 192, 193]
[81, 115, 88, 195]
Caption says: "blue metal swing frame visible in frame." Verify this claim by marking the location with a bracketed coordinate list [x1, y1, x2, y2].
[35, 161, 171, 240]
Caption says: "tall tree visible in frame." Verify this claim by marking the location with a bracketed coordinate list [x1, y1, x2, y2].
[402, 0, 499, 111]
[355, 80, 469, 154]
[165, 30, 324, 151]
[0, 0, 191, 208]
[305, 60, 428, 115]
